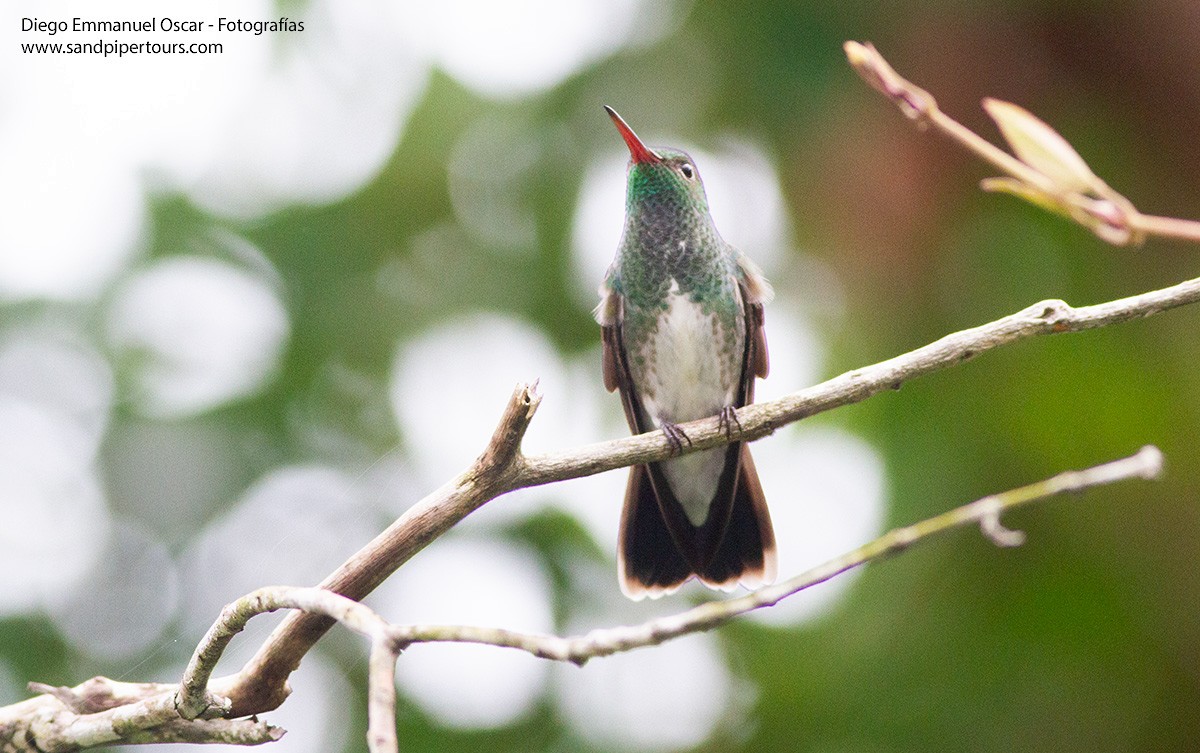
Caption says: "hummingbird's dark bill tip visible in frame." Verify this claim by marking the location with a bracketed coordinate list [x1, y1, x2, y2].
[604, 105, 661, 164]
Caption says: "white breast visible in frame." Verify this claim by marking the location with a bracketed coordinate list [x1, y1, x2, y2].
[640, 284, 735, 425]
[638, 280, 742, 526]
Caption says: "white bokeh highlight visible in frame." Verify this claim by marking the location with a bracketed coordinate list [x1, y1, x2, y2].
[0, 397, 111, 616]
[0, 328, 115, 616]
[0, 329, 114, 451]
[371, 535, 554, 729]
[749, 426, 887, 626]
[750, 303, 824, 403]
[0, 139, 145, 301]
[555, 627, 737, 750]
[538, 348, 632, 556]
[391, 313, 608, 526]
[48, 521, 180, 661]
[179, 465, 379, 636]
[391, 313, 565, 480]
[394, 0, 671, 98]
[0, 659, 21, 707]
[186, 0, 428, 218]
[106, 256, 289, 419]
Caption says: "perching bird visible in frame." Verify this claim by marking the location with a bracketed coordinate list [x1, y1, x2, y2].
[596, 106, 777, 599]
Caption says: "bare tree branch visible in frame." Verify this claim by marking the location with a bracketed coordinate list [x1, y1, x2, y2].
[0, 677, 281, 752]
[178, 587, 404, 753]
[3, 277, 1194, 750]
[219, 274, 1200, 718]
[162, 444, 1165, 753]
[220, 383, 543, 715]
[519, 279, 1200, 484]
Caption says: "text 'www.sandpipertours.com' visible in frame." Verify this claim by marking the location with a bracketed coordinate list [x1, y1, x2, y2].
[21, 39, 224, 56]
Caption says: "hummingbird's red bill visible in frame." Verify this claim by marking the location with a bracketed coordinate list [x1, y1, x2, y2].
[604, 105, 661, 164]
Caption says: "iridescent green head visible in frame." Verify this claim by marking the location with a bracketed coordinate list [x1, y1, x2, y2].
[604, 106, 713, 219]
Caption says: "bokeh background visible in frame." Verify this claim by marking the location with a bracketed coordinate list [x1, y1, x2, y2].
[2, 0, 1199, 751]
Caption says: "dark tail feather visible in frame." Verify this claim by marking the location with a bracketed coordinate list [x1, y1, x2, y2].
[618, 464, 692, 599]
[619, 447, 777, 599]
[697, 444, 777, 591]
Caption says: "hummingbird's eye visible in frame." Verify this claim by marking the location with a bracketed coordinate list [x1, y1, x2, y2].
[679, 163, 695, 180]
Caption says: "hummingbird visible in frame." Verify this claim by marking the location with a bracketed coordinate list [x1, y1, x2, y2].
[596, 106, 777, 599]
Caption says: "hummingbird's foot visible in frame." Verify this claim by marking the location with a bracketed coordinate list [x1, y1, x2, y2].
[660, 421, 692, 455]
[717, 406, 742, 439]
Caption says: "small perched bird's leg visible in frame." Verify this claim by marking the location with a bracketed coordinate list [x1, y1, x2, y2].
[660, 421, 692, 454]
[718, 406, 741, 439]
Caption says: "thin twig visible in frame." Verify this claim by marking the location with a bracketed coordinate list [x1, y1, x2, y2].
[179, 587, 402, 753]
[845, 41, 1200, 245]
[1136, 213, 1200, 243]
[387, 446, 1163, 662]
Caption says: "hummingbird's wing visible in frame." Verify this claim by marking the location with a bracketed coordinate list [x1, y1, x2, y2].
[736, 251, 771, 382]
[684, 277, 775, 590]
[599, 284, 694, 597]
[695, 278, 776, 590]
[597, 283, 639, 426]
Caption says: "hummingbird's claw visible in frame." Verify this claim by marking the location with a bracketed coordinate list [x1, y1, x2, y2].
[718, 406, 742, 439]
[660, 422, 692, 455]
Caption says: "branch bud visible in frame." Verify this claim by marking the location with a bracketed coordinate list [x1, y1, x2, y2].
[983, 98, 1100, 194]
